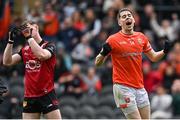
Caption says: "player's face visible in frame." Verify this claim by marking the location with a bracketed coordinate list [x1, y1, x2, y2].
[118, 11, 135, 31]
[27, 23, 39, 37]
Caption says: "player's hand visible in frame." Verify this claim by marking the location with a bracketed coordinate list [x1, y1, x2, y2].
[19, 24, 32, 40]
[8, 27, 21, 44]
[163, 36, 173, 54]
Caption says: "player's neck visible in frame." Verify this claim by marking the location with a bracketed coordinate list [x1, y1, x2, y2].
[121, 29, 134, 35]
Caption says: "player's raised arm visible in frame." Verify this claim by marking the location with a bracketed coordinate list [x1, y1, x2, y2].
[95, 43, 112, 66]
[145, 38, 172, 62]
[20, 23, 53, 61]
[3, 29, 22, 66]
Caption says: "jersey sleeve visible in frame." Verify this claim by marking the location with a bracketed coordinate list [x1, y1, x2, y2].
[44, 42, 56, 56]
[143, 34, 152, 53]
[17, 49, 23, 58]
[105, 36, 114, 54]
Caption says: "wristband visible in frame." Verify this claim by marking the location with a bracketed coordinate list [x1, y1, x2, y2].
[27, 38, 34, 43]
[25, 36, 32, 40]
[8, 41, 14, 44]
[100, 43, 112, 56]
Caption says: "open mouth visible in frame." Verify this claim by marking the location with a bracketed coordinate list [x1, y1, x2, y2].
[125, 19, 132, 25]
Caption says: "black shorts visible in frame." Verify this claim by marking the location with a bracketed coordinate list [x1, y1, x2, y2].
[23, 90, 59, 114]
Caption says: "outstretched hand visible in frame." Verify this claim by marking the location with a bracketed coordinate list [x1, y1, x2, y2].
[163, 37, 173, 54]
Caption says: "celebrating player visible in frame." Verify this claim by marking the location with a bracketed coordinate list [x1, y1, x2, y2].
[3, 21, 61, 119]
[95, 8, 172, 119]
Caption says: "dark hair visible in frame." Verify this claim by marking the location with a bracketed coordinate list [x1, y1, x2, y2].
[117, 8, 133, 20]
[21, 20, 36, 26]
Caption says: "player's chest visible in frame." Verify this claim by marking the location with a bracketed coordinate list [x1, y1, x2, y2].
[112, 37, 144, 53]
[23, 46, 38, 60]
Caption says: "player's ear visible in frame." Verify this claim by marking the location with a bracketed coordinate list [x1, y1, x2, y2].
[117, 15, 121, 26]
[118, 20, 121, 26]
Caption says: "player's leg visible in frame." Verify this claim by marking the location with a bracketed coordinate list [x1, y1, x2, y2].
[40, 90, 61, 119]
[136, 88, 151, 119]
[22, 113, 41, 119]
[126, 109, 141, 119]
[113, 84, 141, 119]
[22, 98, 41, 119]
[44, 109, 61, 119]
[138, 105, 150, 119]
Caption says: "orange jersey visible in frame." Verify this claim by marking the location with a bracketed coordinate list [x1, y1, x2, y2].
[107, 31, 152, 88]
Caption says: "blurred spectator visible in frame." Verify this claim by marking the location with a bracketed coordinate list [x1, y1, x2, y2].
[63, 0, 76, 18]
[91, 30, 108, 55]
[172, 42, 180, 76]
[163, 64, 176, 92]
[54, 42, 71, 82]
[0, 1, 10, 40]
[82, 67, 102, 95]
[58, 63, 86, 98]
[59, 17, 82, 52]
[42, 3, 59, 41]
[71, 35, 94, 64]
[27, 9, 41, 24]
[143, 61, 163, 94]
[112, 0, 125, 11]
[139, 4, 154, 32]
[71, 10, 86, 32]
[171, 78, 180, 117]
[151, 85, 172, 119]
[150, 13, 178, 42]
[102, 7, 118, 34]
[26, 1, 42, 24]
[82, 8, 101, 41]
[99, 59, 112, 87]
[8, 70, 23, 87]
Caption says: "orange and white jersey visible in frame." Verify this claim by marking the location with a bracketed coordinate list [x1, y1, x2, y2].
[107, 31, 152, 88]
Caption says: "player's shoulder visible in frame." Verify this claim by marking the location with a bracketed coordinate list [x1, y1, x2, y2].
[134, 31, 144, 36]
[107, 32, 120, 41]
[42, 40, 55, 47]
[135, 32, 146, 37]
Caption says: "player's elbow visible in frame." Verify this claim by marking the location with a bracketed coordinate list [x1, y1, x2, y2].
[36, 53, 48, 61]
[3, 61, 12, 66]
[149, 57, 159, 62]
[3, 58, 12, 66]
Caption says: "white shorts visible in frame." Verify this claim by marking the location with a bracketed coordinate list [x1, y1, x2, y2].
[113, 84, 150, 116]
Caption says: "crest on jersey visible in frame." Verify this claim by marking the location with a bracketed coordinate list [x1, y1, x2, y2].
[124, 97, 130, 103]
[137, 38, 142, 44]
[23, 101, 27, 107]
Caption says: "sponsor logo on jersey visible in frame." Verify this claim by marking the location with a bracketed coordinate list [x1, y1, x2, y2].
[25, 60, 41, 70]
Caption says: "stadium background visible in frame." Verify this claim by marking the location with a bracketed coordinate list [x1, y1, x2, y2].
[0, 0, 180, 119]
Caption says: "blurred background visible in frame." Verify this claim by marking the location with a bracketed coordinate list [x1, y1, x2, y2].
[0, 0, 180, 119]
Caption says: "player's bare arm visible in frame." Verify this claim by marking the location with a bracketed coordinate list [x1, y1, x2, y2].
[3, 32, 22, 66]
[145, 39, 172, 62]
[145, 49, 165, 62]
[20, 23, 52, 61]
[95, 43, 112, 66]
[28, 38, 52, 61]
